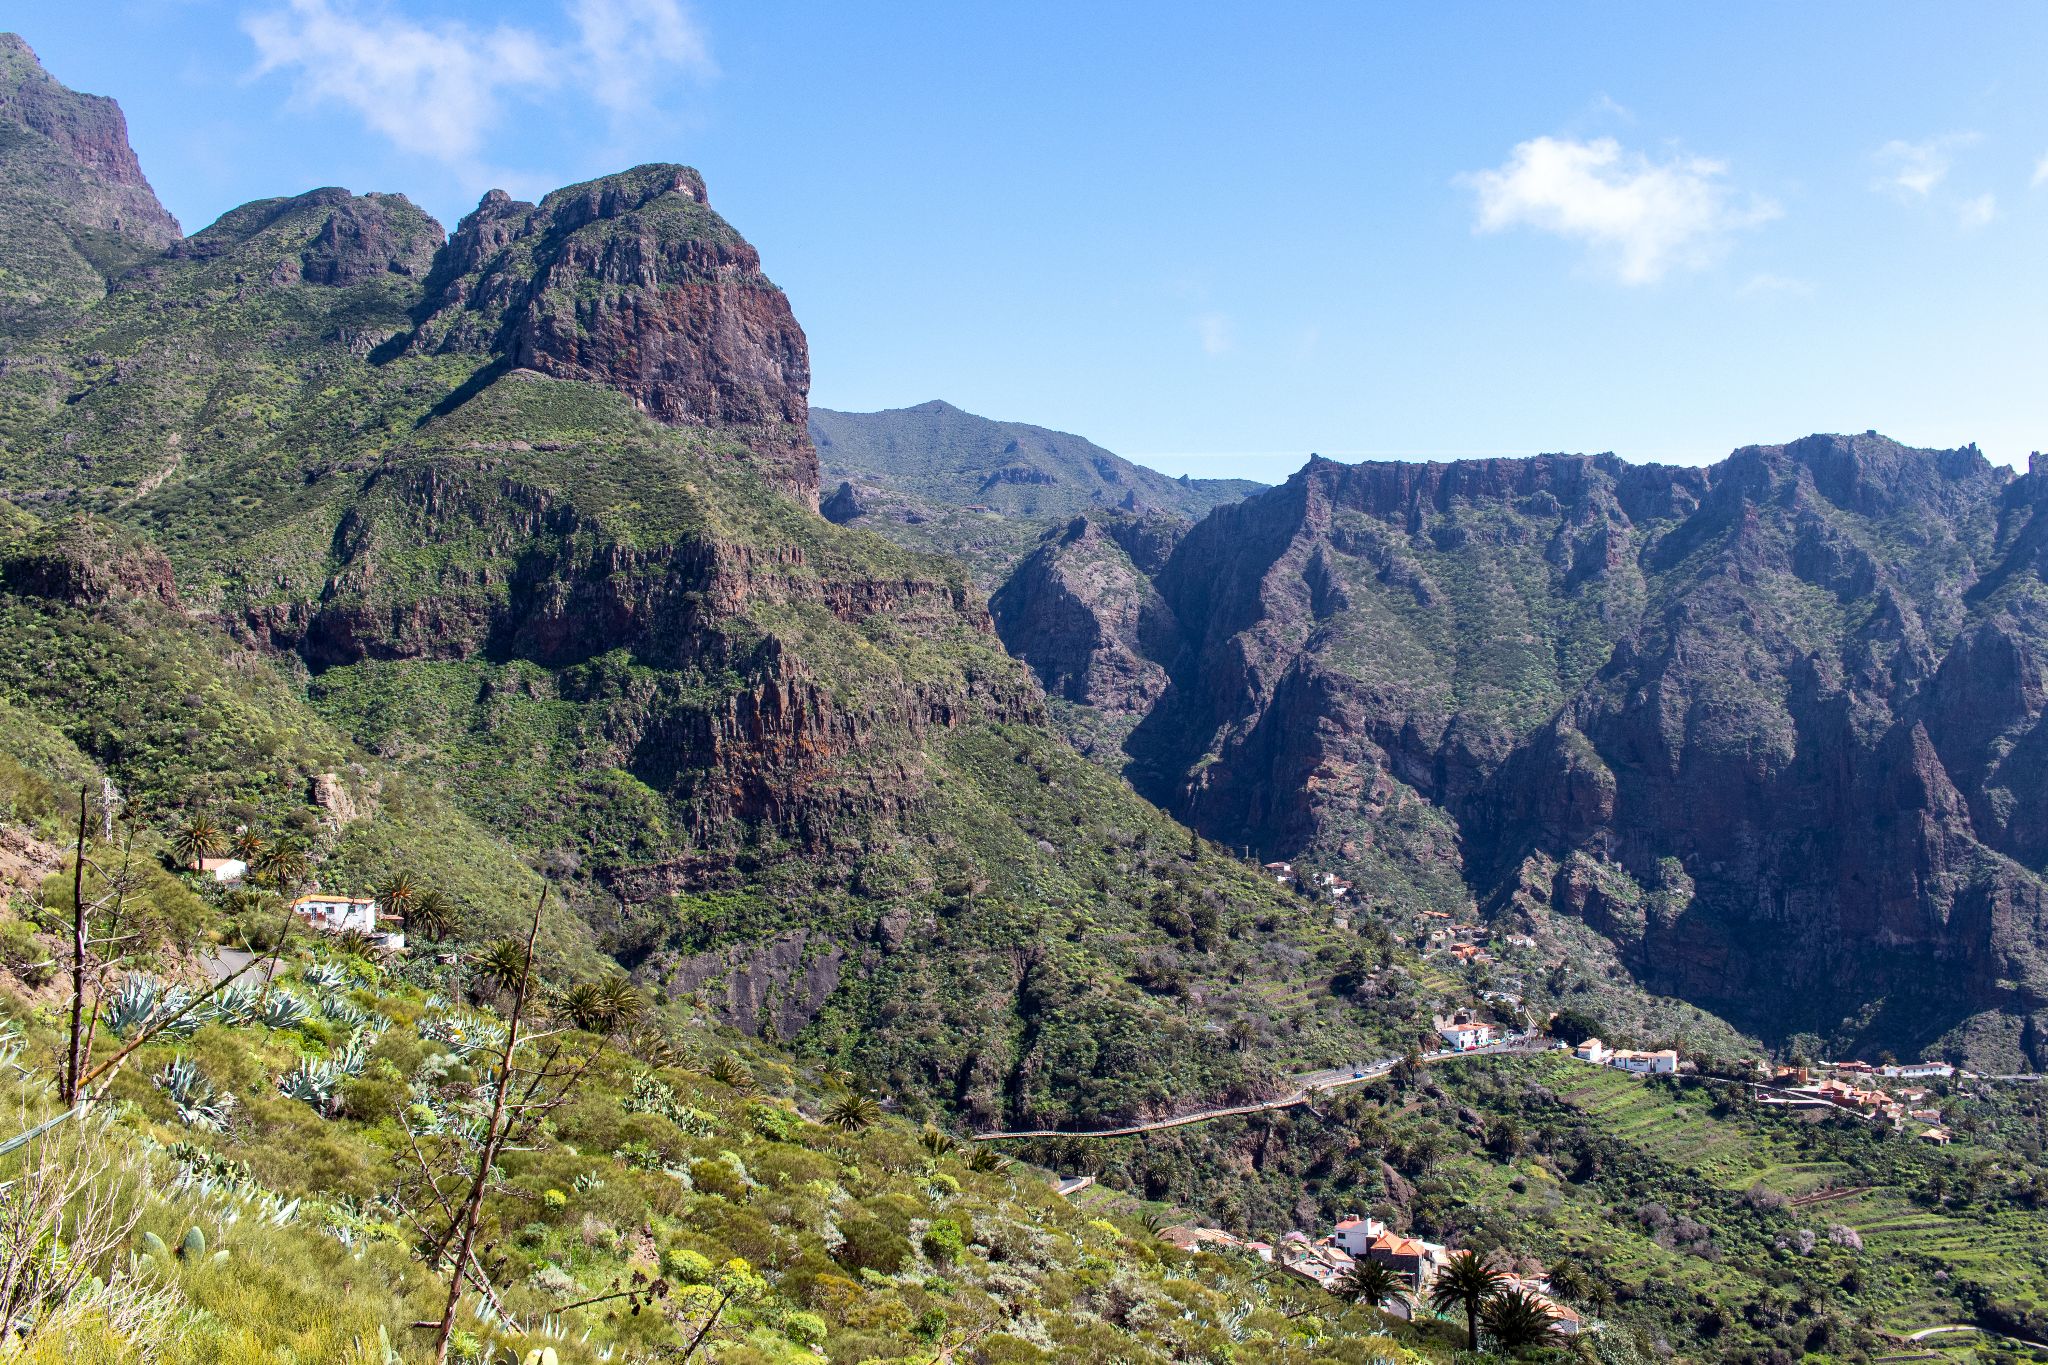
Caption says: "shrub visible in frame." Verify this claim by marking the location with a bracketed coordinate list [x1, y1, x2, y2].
[836, 1216, 910, 1274]
[922, 1219, 966, 1265]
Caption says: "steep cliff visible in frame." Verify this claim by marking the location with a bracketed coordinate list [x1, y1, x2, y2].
[409, 166, 818, 502]
[0, 33, 180, 325]
[1093, 435, 2048, 1066]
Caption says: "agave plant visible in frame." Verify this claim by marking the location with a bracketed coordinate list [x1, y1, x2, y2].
[320, 994, 369, 1027]
[153, 1056, 235, 1132]
[299, 962, 350, 993]
[417, 1009, 504, 1055]
[105, 974, 198, 1038]
[201, 979, 262, 1028]
[278, 1057, 342, 1113]
[332, 1030, 376, 1078]
[255, 990, 308, 1030]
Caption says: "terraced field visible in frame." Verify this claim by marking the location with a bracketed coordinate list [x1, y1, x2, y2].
[1525, 1054, 2048, 1335]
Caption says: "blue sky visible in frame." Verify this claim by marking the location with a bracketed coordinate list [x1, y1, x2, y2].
[18, 2, 2048, 480]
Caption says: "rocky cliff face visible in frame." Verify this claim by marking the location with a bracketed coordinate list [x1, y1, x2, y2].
[0, 33, 180, 326]
[1006, 435, 2048, 1066]
[0, 33, 179, 248]
[408, 166, 817, 502]
[990, 512, 1183, 722]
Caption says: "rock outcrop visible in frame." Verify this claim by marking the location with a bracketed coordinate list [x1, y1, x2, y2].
[408, 166, 817, 502]
[990, 512, 1182, 721]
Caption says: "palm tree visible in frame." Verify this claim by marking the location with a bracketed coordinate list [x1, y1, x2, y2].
[918, 1124, 958, 1159]
[472, 938, 530, 1002]
[228, 829, 264, 863]
[407, 888, 460, 943]
[1428, 1250, 1508, 1352]
[375, 870, 419, 930]
[1479, 1287, 1557, 1356]
[558, 975, 642, 1036]
[252, 839, 309, 889]
[824, 1094, 881, 1131]
[965, 1146, 1010, 1174]
[171, 815, 224, 871]
[596, 974, 643, 1031]
[1335, 1258, 1408, 1313]
[706, 1053, 755, 1095]
[1545, 1258, 1592, 1306]
[1226, 1017, 1258, 1052]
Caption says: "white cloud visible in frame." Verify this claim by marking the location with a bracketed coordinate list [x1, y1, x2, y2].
[1193, 312, 1232, 356]
[1871, 133, 1978, 198]
[246, 0, 712, 165]
[571, 0, 716, 115]
[1958, 192, 1997, 229]
[1461, 135, 1779, 285]
[1738, 272, 1813, 299]
[2033, 153, 2048, 188]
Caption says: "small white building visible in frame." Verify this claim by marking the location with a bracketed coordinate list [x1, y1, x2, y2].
[1573, 1037, 1610, 1065]
[199, 856, 247, 884]
[1610, 1048, 1679, 1076]
[291, 892, 380, 934]
[1880, 1061, 1955, 1079]
[1330, 1215, 1386, 1257]
[1435, 1015, 1498, 1052]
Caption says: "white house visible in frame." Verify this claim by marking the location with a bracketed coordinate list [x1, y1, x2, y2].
[199, 856, 247, 884]
[1330, 1215, 1386, 1257]
[291, 892, 380, 934]
[1435, 1015, 1497, 1052]
[1573, 1038, 1611, 1065]
[1610, 1048, 1679, 1076]
[1879, 1061, 1954, 1079]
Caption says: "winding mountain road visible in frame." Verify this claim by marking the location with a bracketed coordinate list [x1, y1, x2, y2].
[970, 1037, 1545, 1141]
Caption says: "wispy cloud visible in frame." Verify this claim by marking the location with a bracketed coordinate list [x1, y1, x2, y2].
[2033, 153, 2048, 189]
[1739, 272, 1813, 299]
[1871, 132, 1978, 198]
[1460, 135, 1778, 285]
[1193, 312, 1232, 356]
[1958, 192, 1997, 229]
[571, 0, 716, 116]
[245, 0, 712, 166]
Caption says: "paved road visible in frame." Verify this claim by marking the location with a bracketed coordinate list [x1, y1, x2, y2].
[971, 1037, 1544, 1141]
[1904, 1324, 2048, 1350]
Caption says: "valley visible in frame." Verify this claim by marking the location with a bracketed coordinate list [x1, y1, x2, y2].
[2, 23, 2048, 1365]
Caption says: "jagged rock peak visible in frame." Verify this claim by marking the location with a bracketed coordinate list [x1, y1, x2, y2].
[410, 163, 817, 503]
[0, 32, 180, 245]
[171, 187, 443, 286]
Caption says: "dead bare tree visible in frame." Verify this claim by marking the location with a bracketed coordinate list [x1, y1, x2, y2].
[429, 886, 545, 1365]
[59, 787, 147, 1106]
[404, 886, 637, 1358]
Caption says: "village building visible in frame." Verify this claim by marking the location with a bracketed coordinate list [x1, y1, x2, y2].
[289, 893, 404, 951]
[1573, 1038, 1611, 1065]
[1159, 1225, 1245, 1255]
[1262, 861, 1297, 886]
[1880, 1061, 1955, 1079]
[1435, 1012, 1498, 1052]
[198, 855, 247, 884]
[1918, 1125, 1953, 1146]
[1609, 1048, 1679, 1075]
